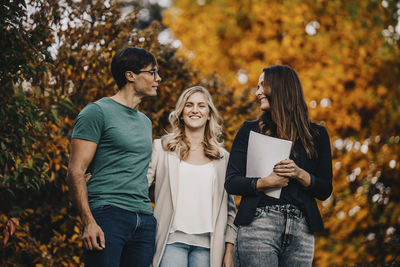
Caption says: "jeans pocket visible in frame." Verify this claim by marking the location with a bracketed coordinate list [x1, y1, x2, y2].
[299, 216, 313, 234]
[141, 214, 157, 231]
[150, 215, 157, 228]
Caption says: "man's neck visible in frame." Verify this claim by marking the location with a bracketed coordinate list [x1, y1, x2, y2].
[111, 87, 141, 110]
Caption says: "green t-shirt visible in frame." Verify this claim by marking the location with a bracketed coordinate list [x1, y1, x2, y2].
[71, 97, 153, 215]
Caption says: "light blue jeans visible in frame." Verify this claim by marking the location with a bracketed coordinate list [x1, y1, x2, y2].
[235, 204, 314, 267]
[159, 242, 210, 267]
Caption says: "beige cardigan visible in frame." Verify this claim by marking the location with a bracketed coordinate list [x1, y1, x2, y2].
[147, 139, 237, 267]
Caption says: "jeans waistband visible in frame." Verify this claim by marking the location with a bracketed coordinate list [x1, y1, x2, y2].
[258, 204, 304, 218]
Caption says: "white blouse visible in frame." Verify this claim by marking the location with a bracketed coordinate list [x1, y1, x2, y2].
[168, 161, 215, 247]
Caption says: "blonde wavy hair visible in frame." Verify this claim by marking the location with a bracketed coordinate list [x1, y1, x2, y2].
[161, 86, 223, 160]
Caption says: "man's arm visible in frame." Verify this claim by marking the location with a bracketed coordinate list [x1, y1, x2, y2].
[67, 138, 104, 251]
[223, 242, 234, 267]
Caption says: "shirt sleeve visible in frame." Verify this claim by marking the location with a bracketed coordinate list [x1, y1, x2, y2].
[224, 122, 260, 196]
[71, 103, 104, 144]
[305, 126, 333, 200]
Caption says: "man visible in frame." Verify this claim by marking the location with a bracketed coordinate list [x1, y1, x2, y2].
[67, 47, 161, 267]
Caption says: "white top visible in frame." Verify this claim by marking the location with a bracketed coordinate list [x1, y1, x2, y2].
[170, 161, 215, 237]
[167, 231, 210, 248]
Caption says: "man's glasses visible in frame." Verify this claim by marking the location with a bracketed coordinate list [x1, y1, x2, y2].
[137, 68, 159, 80]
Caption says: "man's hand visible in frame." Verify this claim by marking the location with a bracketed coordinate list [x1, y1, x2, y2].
[84, 173, 92, 183]
[222, 242, 234, 267]
[82, 221, 105, 251]
[3, 217, 19, 246]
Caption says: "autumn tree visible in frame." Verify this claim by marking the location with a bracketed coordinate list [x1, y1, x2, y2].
[0, 0, 222, 265]
[164, 0, 400, 265]
[0, 0, 54, 226]
[3, 0, 399, 265]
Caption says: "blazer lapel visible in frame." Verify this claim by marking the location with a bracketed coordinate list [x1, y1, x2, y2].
[168, 152, 180, 210]
[212, 158, 225, 226]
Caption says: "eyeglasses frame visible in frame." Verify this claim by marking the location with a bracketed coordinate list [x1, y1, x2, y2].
[136, 68, 159, 80]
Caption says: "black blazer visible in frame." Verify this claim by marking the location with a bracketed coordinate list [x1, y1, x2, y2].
[224, 120, 333, 232]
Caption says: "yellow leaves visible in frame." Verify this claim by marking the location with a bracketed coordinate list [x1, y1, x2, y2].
[39, 244, 47, 252]
[70, 233, 80, 242]
[73, 256, 80, 263]
[386, 202, 400, 225]
[2, 0, 397, 266]
[24, 209, 34, 215]
[106, 77, 114, 86]
[58, 234, 67, 242]
[377, 85, 387, 97]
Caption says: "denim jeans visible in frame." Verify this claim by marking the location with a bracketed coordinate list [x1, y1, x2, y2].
[235, 204, 314, 267]
[159, 242, 210, 267]
[84, 205, 156, 267]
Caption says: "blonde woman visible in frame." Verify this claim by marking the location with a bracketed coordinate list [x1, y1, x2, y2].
[147, 86, 236, 267]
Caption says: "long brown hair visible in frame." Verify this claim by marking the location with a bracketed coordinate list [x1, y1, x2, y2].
[161, 86, 223, 160]
[258, 65, 317, 158]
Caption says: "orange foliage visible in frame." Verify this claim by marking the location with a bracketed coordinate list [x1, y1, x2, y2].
[164, 0, 400, 265]
[2, 0, 400, 265]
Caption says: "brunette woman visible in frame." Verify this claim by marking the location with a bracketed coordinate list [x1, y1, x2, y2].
[225, 65, 332, 266]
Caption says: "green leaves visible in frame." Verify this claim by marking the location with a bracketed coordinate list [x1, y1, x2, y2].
[0, 94, 49, 196]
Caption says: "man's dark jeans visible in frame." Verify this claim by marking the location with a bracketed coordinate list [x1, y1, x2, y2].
[84, 205, 156, 267]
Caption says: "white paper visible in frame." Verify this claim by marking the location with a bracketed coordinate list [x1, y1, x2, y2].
[246, 131, 292, 198]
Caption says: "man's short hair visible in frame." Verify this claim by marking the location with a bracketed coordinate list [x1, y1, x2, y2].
[111, 47, 157, 89]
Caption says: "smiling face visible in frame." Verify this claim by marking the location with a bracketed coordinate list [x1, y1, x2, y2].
[255, 72, 272, 111]
[132, 64, 162, 97]
[182, 92, 210, 131]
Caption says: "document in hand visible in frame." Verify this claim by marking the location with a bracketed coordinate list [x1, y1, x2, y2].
[246, 131, 292, 199]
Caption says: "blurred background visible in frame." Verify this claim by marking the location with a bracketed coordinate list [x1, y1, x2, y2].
[1, 0, 399, 266]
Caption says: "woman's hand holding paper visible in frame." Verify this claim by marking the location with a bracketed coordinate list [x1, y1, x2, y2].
[273, 159, 311, 187]
[256, 171, 289, 191]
